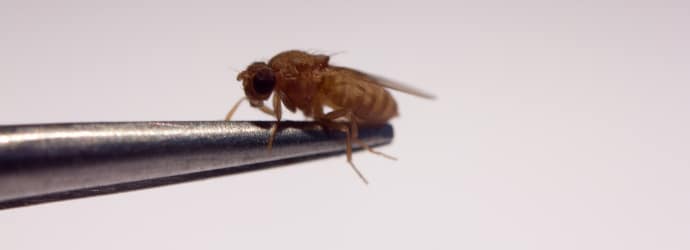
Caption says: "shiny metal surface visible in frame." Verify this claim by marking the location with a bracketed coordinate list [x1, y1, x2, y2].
[0, 121, 393, 209]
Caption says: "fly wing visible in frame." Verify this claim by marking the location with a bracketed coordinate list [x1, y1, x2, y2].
[332, 66, 437, 100]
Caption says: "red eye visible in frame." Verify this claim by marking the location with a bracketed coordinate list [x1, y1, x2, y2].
[252, 69, 275, 95]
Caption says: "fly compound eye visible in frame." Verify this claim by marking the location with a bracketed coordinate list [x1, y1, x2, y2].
[252, 69, 276, 96]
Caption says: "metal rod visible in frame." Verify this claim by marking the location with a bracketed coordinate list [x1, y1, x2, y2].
[0, 121, 393, 209]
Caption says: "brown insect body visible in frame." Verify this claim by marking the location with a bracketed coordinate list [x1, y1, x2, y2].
[244, 50, 398, 124]
[228, 50, 432, 184]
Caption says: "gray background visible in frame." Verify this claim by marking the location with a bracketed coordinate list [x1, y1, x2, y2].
[1, 0, 689, 249]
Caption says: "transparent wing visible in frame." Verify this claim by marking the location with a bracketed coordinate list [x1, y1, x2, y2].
[332, 66, 437, 100]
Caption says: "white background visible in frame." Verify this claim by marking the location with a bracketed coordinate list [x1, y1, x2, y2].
[1, 0, 689, 249]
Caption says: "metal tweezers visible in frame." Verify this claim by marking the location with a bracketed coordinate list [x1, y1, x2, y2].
[0, 121, 393, 210]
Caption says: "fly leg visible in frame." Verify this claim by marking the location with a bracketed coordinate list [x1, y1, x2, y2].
[225, 95, 282, 152]
[319, 109, 368, 184]
[224, 97, 247, 121]
[267, 93, 282, 151]
[349, 118, 397, 161]
[254, 95, 282, 151]
[224, 97, 277, 120]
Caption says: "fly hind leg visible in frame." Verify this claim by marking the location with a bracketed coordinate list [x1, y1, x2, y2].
[319, 110, 369, 184]
[349, 119, 398, 161]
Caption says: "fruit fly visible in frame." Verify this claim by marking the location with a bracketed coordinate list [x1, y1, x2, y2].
[225, 50, 434, 184]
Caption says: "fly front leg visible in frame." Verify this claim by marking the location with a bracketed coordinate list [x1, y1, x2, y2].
[267, 94, 282, 151]
[224, 98, 277, 120]
[252, 96, 282, 151]
[225, 97, 247, 121]
[225, 96, 282, 152]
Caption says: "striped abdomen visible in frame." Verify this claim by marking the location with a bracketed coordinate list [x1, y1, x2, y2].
[320, 69, 398, 124]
